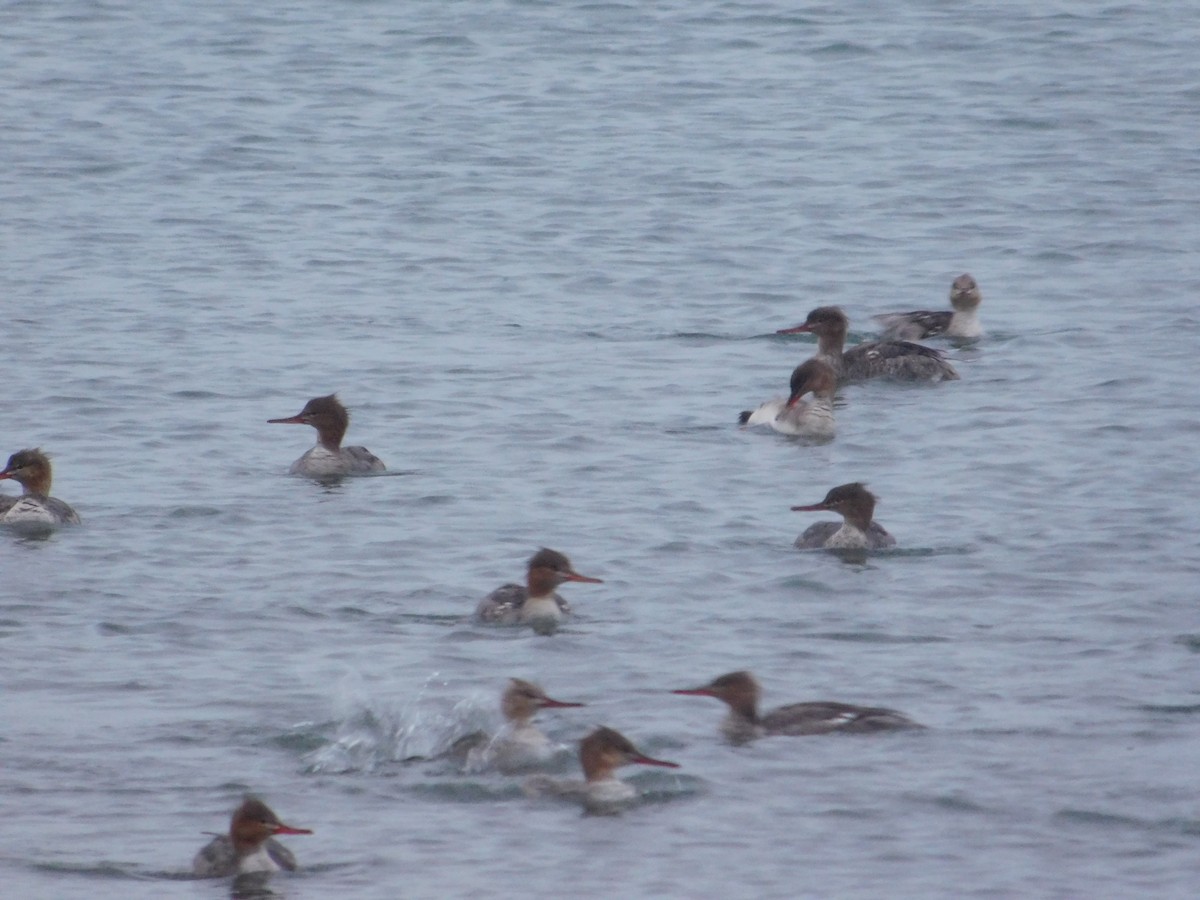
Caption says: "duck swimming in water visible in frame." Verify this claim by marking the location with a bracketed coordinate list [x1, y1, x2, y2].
[453, 678, 586, 773]
[778, 306, 958, 383]
[523, 726, 679, 813]
[0, 449, 80, 526]
[791, 482, 895, 550]
[192, 796, 312, 878]
[268, 394, 386, 476]
[673, 670, 921, 744]
[872, 273, 983, 341]
[475, 548, 604, 635]
[738, 358, 837, 439]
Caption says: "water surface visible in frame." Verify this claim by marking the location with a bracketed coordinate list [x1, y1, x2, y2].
[4, 1, 1200, 897]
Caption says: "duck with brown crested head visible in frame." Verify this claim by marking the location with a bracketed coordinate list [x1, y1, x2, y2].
[872, 273, 984, 341]
[673, 671, 921, 744]
[791, 482, 895, 550]
[453, 678, 586, 773]
[523, 726, 679, 813]
[738, 358, 837, 439]
[778, 306, 958, 382]
[0, 449, 80, 526]
[268, 394, 386, 476]
[193, 797, 313, 878]
[475, 548, 604, 634]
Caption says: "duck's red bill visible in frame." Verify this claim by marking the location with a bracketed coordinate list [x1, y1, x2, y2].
[540, 698, 586, 709]
[565, 573, 604, 584]
[273, 824, 313, 835]
[632, 754, 680, 768]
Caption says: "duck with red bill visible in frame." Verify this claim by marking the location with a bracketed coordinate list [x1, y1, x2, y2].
[193, 797, 313, 878]
[737, 358, 837, 439]
[268, 393, 386, 476]
[674, 671, 921, 744]
[475, 547, 604, 634]
[453, 678, 588, 773]
[777, 306, 958, 383]
[524, 726, 680, 812]
[791, 482, 895, 550]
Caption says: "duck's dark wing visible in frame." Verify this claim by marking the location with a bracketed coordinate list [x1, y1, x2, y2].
[475, 583, 571, 623]
[343, 446, 387, 473]
[871, 310, 952, 341]
[844, 340, 958, 382]
[867, 521, 896, 549]
[264, 838, 299, 871]
[193, 835, 236, 878]
[475, 583, 527, 622]
[45, 497, 81, 524]
[763, 701, 920, 735]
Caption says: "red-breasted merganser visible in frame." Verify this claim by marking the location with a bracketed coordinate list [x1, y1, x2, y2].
[778, 306, 958, 382]
[673, 671, 921, 743]
[523, 726, 679, 813]
[193, 797, 312, 878]
[268, 394, 386, 476]
[455, 678, 586, 773]
[791, 482, 895, 550]
[0, 449, 80, 525]
[738, 359, 837, 439]
[872, 274, 983, 341]
[475, 548, 603, 635]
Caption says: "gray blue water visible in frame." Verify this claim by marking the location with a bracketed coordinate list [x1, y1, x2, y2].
[4, 1, 1200, 897]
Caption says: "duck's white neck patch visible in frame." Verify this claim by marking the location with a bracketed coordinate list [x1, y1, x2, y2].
[948, 307, 983, 338]
[237, 844, 282, 875]
[824, 522, 869, 549]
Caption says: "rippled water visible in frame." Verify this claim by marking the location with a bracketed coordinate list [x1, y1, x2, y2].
[5, 1, 1200, 897]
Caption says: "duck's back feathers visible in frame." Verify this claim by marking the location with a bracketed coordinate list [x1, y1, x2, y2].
[871, 310, 954, 341]
[342, 446, 386, 473]
[738, 398, 835, 438]
[475, 584, 571, 623]
[762, 701, 921, 735]
[289, 445, 386, 477]
[0, 495, 80, 526]
[795, 521, 895, 550]
[842, 340, 959, 382]
[192, 835, 298, 878]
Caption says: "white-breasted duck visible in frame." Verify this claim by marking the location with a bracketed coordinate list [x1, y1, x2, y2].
[872, 273, 983, 341]
[453, 678, 586, 773]
[268, 394, 386, 476]
[192, 797, 312, 878]
[523, 726, 679, 813]
[475, 548, 603, 634]
[738, 358, 837, 439]
[0, 449, 80, 526]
